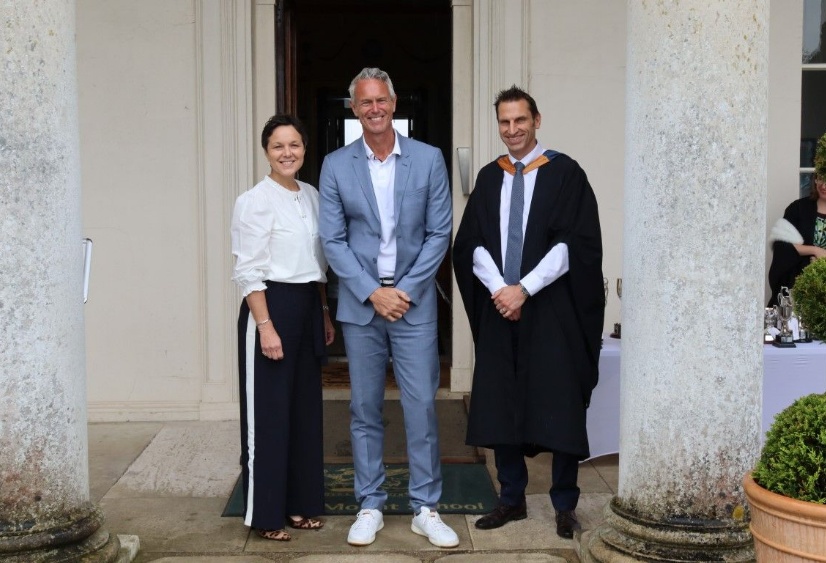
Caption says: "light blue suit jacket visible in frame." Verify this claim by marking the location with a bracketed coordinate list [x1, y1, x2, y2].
[319, 134, 452, 326]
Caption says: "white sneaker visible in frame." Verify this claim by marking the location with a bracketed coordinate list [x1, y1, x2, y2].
[411, 506, 459, 548]
[347, 508, 384, 546]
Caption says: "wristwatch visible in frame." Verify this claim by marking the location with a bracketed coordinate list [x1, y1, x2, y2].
[519, 283, 531, 297]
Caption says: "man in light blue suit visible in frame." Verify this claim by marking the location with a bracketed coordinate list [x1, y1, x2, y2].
[319, 67, 457, 548]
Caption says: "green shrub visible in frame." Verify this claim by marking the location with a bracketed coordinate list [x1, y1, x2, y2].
[752, 393, 826, 504]
[791, 258, 826, 341]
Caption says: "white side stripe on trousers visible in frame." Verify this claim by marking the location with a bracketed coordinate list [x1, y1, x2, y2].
[243, 311, 257, 527]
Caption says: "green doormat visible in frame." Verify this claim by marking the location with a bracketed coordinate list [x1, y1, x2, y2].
[222, 463, 498, 517]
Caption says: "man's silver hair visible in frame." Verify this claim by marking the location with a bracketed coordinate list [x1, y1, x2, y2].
[348, 67, 397, 100]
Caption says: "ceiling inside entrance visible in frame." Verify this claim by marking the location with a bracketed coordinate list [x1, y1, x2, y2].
[290, 0, 452, 191]
[293, 0, 449, 12]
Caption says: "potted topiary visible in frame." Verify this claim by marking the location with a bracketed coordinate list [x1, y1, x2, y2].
[791, 258, 826, 342]
[743, 394, 826, 561]
[743, 260, 826, 561]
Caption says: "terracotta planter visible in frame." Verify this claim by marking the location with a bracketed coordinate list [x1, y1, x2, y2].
[744, 473, 826, 562]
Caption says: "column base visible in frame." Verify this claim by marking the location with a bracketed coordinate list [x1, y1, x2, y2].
[581, 497, 755, 562]
[0, 504, 121, 562]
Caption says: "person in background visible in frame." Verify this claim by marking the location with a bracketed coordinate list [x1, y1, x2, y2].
[768, 131, 826, 306]
[453, 86, 604, 539]
[231, 114, 335, 541]
[318, 67, 457, 548]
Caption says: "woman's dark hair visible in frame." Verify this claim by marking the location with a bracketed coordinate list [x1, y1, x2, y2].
[260, 114, 309, 150]
[494, 86, 540, 119]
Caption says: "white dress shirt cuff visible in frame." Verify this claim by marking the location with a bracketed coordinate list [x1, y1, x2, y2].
[472, 247, 507, 295]
[520, 242, 569, 296]
[238, 280, 267, 299]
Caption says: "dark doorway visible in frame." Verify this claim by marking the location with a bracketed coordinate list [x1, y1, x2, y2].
[285, 0, 453, 364]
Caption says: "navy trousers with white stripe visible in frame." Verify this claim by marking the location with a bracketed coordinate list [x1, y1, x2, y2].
[238, 281, 324, 530]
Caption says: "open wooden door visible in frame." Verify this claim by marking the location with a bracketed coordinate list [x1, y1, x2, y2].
[275, 0, 297, 114]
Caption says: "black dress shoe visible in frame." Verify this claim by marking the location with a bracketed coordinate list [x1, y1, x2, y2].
[474, 502, 527, 530]
[555, 510, 580, 539]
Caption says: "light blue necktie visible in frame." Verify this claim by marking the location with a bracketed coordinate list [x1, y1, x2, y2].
[504, 161, 525, 285]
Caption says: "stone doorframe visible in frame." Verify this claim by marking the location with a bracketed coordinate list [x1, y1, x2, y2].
[450, 0, 533, 393]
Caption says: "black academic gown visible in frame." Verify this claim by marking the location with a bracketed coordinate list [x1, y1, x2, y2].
[453, 153, 604, 460]
[768, 197, 818, 307]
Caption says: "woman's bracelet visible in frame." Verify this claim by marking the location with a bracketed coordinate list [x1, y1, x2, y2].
[256, 318, 271, 328]
[322, 305, 330, 311]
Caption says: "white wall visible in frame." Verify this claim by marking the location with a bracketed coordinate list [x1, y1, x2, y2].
[77, 0, 203, 415]
[527, 0, 627, 327]
[77, 0, 254, 420]
[766, 0, 805, 303]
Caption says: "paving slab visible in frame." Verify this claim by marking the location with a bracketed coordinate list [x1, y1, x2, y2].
[575, 493, 613, 530]
[572, 463, 611, 496]
[244, 513, 470, 555]
[105, 421, 240, 498]
[468, 495, 568, 551]
[589, 455, 618, 492]
[524, 453, 552, 495]
[148, 558, 274, 563]
[437, 554, 567, 562]
[466, 491, 610, 552]
[294, 555, 422, 562]
[100, 497, 249, 554]
[88, 422, 163, 501]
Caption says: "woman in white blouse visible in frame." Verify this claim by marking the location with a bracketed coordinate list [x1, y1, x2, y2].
[231, 115, 335, 541]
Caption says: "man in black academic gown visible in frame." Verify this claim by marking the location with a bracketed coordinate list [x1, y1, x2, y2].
[453, 86, 604, 539]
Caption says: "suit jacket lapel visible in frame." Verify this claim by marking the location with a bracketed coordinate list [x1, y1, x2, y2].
[349, 139, 381, 223]
[394, 136, 412, 220]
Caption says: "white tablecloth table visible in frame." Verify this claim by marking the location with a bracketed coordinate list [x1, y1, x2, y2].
[586, 336, 826, 460]
[762, 341, 826, 432]
[586, 336, 621, 460]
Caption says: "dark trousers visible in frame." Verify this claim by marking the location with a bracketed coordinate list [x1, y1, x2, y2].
[238, 281, 325, 530]
[493, 445, 580, 512]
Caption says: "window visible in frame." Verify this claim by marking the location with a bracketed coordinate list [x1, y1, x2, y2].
[801, 0, 826, 196]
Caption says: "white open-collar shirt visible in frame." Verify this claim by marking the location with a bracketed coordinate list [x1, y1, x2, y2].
[231, 175, 327, 297]
[363, 132, 402, 279]
[472, 141, 569, 296]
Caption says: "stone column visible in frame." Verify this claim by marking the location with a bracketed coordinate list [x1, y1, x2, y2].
[583, 2, 767, 561]
[0, 2, 119, 561]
